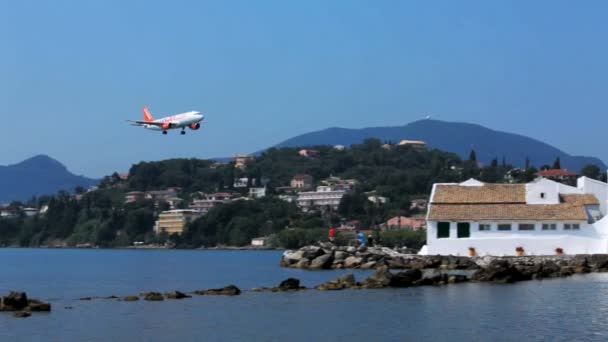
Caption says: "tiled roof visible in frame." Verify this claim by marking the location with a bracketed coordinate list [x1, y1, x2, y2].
[560, 194, 599, 205]
[428, 203, 588, 221]
[432, 184, 525, 204]
[538, 169, 577, 177]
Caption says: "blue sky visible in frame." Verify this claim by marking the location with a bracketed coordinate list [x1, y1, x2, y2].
[1, 1, 607, 177]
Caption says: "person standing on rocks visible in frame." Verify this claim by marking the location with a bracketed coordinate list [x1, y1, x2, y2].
[356, 230, 367, 247]
[328, 226, 336, 243]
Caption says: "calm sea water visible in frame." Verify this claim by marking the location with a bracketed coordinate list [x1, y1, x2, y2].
[1, 248, 608, 341]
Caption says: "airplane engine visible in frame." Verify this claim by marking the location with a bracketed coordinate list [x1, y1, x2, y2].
[162, 122, 171, 130]
[189, 123, 201, 130]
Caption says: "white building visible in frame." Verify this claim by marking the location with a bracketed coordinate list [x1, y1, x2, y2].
[420, 177, 608, 256]
[296, 186, 347, 212]
[249, 187, 266, 199]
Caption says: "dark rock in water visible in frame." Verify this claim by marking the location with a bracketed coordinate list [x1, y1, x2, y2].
[104, 295, 119, 300]
[472, 259, 528, 283]
[277, 278, 304, 291]
[13, 311, 31, 318]
[79, 297, 93, 301]
[571, 255, 590, 273]
[195, 285, 241, 296]
[165, 291, 192, 299]
[389, 269, 422, 287]
[310, 254, 333, 269]
[589, 255, 608, 270]
[1, 291, 29, 311]
[27, 299, 51, 312]
[316, 274, 357, 291]
[142, 292, 164, 301]
[360, 266, 393, 288]
[301, 246, 324, 259]
[123, 296, 139, 302]
[295, 258, 311, 269]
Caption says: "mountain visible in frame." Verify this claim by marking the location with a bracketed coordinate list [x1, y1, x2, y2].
[0, 155, 98, 203]
[274, 120, 606, 171]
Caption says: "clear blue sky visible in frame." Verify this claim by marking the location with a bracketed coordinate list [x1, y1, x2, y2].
[1, 0, 607, 178]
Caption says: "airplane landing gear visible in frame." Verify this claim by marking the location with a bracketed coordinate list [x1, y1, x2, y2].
[181, 130, 186, 135]
[162, 131, 168, 135]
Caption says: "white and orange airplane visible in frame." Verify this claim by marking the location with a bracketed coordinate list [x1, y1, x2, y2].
[127, 106, 205, 135]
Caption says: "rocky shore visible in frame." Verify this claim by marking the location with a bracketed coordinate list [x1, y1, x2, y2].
[0, 291, 51, 318]
[280, 244, 608, 284]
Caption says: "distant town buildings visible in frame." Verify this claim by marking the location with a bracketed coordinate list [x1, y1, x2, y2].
[296, 185, 348, 212]
[290, 174, 313, 190]
[233, 154, 254, 169]
[398, 140, 427, 150]
[154, 209, 203, 235]
[333, 145, 346, 151]
[189, 192, 236, 214]
[384, 216, 426, 230]
[249, 187, 267, 199]
[124, 188, 182, 208]
[537, 168, 578, 185]
[251, 237, 269, 247]
[298, 149, 320, 158]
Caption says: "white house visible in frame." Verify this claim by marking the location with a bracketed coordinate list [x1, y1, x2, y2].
[420, 177, 608, 256]
[296, 186, 347, 212]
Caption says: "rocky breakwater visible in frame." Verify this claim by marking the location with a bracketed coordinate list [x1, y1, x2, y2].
[0, 291, 51, 318]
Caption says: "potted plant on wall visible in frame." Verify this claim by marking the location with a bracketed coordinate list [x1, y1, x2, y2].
[468, 247, 476, 257]
[555, 247, 564, 255]
[515, 246, 524, 256]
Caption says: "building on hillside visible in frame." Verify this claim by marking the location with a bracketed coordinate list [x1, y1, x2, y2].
[385, 216, 426, 230]
[146, 188, 180, 203]
[278, 194, 297, 203]
[410, 199, 428, 211]
[537, 168, 578, 185]
[338, 220, 361, 231]
[420, 177, 608, 256]
[367, 194, 388, 205]
[125, 191, 145, 203]
[233, 154, 254, 169]
[298, 149, 320, 158]
[251, 237, 269, 247]
[249, 187, 266, 199]
[333, 145, 346, 151]
[233, 177, 255, 188]
[398, 140, 427, 150]
[22, 207, 38, 217]
[118, 173, 129, 181]
[154, 210, 203, 235]
[290, 174, 313, 189]
[189, 192, 235, 214]
[296, 186, 348, 212]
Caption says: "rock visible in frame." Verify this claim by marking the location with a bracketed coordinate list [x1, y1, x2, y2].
[295, 258, 311, 269]
[360, 266, 393, 288]
[301, 246, 324, 259]
[337, 273, 356, 287]
[79, 297, 93, 301]
[143, 292, 164, 301]
[346, 246, 357, 253]
[316, 273, 357, 291]
[360, 261, 377, 269]
[310, 254, 333, 269]
[13, 311, 31, 318]
[27, 299, 51, 312]
[104, 295, 119, 299]
[165, 291, 192, 299]
[195, 285, 241, 296]
[589, 254, 608, 271]
[282, 250, 304, 265]
[388, 257, 407, 269]
[447, 275, 468, 284]
[1, 291, 29, 311]
[472, 259, 529, 283]
[123, 296, 140, 302]
[278, 278, 304, 291]
[389, 269, 422, 287]
[344, 256, 363, 268]
[334, 251, 347, 260]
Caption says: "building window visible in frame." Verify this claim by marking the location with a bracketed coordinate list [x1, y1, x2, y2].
[457, 222, 470, 238]
[437, 222, 450, 238]
[518, 223, 535, 231]
[565, 223, 580, 230]
[479, 224, 491, 231]
[497, 224, 512, 231]
[542, 223, 557, 230]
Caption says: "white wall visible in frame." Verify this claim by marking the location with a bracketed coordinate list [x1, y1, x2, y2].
[578, 176, 608, 216]
[424, 220, 607, 256]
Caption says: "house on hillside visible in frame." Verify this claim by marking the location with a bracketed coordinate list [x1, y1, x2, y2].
[296, 186, 348, 212]
[154, 210, 202, 235]
[420, 176, 608, 256]
[385, 216, 426, 230]
[398, 140, 427, 150]
[298, 149, 320, 158]
[233, 154, 254, 169]
[290, 174, 313, 190]
[537, 168, 578, 185]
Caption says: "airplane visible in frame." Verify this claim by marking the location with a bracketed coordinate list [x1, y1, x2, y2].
[127, 106, 204, 135]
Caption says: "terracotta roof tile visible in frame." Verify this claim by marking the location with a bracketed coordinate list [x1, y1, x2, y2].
[428, 203, 588, 221]
[432, 184, 525, 204]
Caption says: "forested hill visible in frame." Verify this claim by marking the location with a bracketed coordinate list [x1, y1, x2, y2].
[274, 120, 606, 172]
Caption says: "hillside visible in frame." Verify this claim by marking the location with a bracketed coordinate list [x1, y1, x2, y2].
[274, 120, 606, 171]
[0, 155, 98, 202]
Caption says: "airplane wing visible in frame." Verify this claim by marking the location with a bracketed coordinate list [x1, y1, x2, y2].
[126, 120, 168, 127]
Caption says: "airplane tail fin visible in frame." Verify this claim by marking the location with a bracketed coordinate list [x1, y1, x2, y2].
[143, 106, 154, 122]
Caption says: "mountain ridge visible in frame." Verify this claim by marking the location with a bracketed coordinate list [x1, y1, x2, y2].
[0, 155, 98, 203]
[273, 119, 606, 171]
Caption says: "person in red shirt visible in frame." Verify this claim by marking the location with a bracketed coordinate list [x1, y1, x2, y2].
[328, 226, 336, 242]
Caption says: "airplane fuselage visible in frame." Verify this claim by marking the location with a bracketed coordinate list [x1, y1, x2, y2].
[143, 111, 204, 131]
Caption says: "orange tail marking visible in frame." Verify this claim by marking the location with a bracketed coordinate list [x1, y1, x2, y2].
[143, 106, 154, 122]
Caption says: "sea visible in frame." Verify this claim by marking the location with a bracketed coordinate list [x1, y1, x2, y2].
[1, 248, 607, 341]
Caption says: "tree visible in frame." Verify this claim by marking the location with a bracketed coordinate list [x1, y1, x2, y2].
[581, 164, 601, 180]
[468, 150, 477, 162]
[553, 157, 561, 169]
